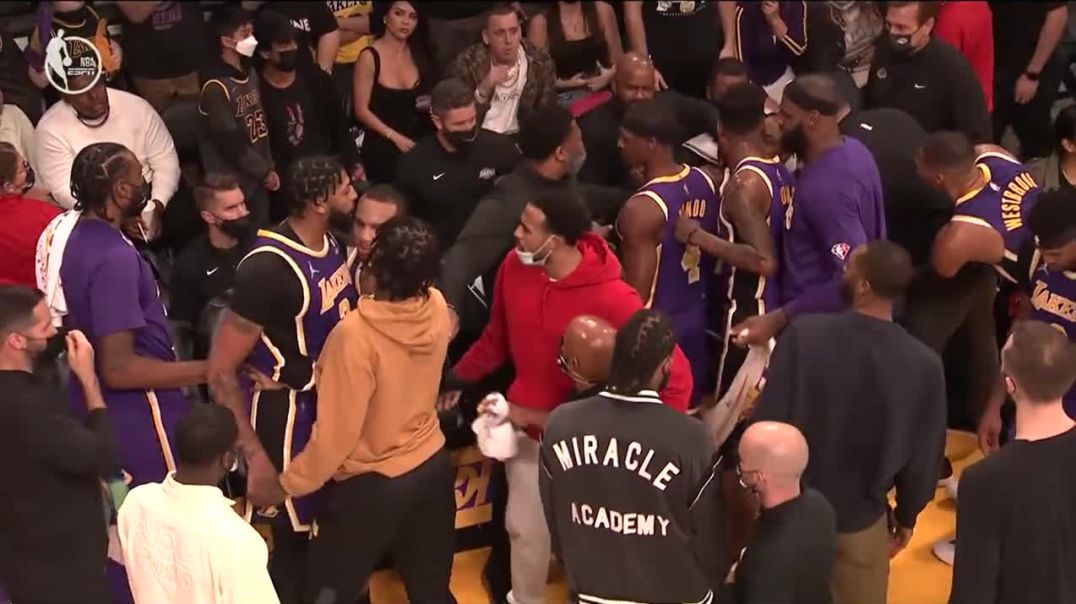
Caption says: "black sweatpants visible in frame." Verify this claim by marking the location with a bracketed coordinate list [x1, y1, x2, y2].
[901, 264, 1000, 428]
[306, 448, 457, 604]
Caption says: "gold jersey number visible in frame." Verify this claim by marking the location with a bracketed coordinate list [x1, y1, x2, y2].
[682, 244, 702, 284]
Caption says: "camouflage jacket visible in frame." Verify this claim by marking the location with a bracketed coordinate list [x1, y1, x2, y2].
[450, 40, 557, 126]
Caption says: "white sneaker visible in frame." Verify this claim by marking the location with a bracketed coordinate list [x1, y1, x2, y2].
[939, 474, 959, 500]
[933, 537, 956, 566]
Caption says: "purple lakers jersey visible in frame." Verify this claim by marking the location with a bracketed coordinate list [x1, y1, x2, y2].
[952, 152, 1040, 282]
[636, 165, 719, 321]
[243, 228, 358, 389]
[717, 156, 793, 318]
[1026, 249, 1076, 414]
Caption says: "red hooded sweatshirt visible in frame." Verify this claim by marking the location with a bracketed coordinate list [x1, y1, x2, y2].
[453, 232, 693, 438]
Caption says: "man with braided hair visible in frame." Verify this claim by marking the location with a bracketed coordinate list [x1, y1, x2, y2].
[59, 141, 207, 603]
[540, 309, 730, 604]
[62, 142, 205, 486]
[207, 155, 357, 604]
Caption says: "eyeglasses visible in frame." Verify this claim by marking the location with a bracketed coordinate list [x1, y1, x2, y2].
[736, 462, 761, 489]
[557, 350, 590, 384]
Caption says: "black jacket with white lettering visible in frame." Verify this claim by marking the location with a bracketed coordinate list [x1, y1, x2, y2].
[539, 389, 730, 604]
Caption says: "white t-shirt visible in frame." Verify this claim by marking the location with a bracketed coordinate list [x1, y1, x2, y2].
[34, 87, 180, 209]
[118, 474, 280, 604]
[482, 46, 529, 135]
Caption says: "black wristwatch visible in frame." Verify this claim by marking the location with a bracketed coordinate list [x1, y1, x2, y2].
[1024, 70, 1041, 81]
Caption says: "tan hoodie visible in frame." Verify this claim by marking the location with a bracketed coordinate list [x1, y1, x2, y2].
[281, 287, 452, 497]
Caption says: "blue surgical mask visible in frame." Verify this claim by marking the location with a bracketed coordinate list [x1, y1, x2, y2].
[517, 236, 553, 266]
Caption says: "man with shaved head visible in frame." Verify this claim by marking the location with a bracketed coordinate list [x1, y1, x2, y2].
[577, 52, 717, 190]
[734, 75, 886, 346]
[559, 315, 616, 395]
[734, 421, 835, 604]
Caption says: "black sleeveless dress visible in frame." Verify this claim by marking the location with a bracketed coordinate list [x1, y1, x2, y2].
[360, 46, 430, 184]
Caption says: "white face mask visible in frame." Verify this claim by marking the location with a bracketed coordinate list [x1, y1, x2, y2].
[517, 236, 554, 266]
[235, 35, 258, 58]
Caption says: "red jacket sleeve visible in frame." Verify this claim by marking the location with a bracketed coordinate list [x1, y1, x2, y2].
[934, 3, 994, 111]
[600, 282, 693, 412]
[452, 255, 512, 383]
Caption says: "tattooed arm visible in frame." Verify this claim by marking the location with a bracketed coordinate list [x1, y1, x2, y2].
[207, 309, 267, 462]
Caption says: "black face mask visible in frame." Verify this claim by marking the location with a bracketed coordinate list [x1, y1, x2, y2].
[328, 207, 354, 234]
[122, 180, 152, 218]
[780, 124, 808, 158]
[219, 216, 253, 241]
[445, 126, 478, 150]
[29, 327, 69, 366]
[888, 33, 913, 54]
[657, 367, 671, 392]
[274, 48, 300, 72]
[21, 162, 36, 194]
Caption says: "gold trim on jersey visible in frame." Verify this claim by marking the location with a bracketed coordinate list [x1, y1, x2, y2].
[197, 79, 231, 116]
[636, 190, 669, 221]
[955, 164, 992, 206]
[734, 165, 775, 199]
[243, 389, 262, 525]
[146, 390, 176, 473]
[282, 390, 310, 532]
[950, 215, 994, 230]
[975, 150, 1020, 165]
[256, 229, 330, 258]
[239, 246, 313, 380]
[642, 164, 691, 187]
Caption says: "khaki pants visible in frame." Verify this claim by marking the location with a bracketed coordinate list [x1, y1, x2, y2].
[132, 72, 200, 113]
[505, 433, 550, 604]
[832, 514, 889, 604]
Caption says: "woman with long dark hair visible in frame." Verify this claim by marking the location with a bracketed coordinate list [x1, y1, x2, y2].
[353, 0, 434, 183]
[528, 1, 622, 105]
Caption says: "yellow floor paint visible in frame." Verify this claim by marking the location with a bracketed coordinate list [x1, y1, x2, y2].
[370, 431, 981, 603]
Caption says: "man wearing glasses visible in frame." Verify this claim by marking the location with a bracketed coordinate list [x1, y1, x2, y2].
[732, 421, 836, 604]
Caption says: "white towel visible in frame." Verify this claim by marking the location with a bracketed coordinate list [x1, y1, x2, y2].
[35, 209, 79, 326]
[701, 339, 775, 450]
[472, 392, 518, 461]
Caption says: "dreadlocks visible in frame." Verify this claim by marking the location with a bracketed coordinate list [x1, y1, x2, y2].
[70, 142, 136, 217]
[606, 309, 676, 395]
[365, 216, 440, 301]
[286, 155, 345, 215]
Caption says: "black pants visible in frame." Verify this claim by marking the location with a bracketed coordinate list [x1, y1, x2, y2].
[901, 264, 999, 428]
[271, 526, 310, 604]
[993, 54, 1064, 160]
[306, 449, 457, 604]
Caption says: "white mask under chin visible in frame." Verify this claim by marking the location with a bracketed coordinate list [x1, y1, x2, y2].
[517, 236, 553, 266]
[235, 35, 258, 58]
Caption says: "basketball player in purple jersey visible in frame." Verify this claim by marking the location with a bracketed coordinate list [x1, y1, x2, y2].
[978, 191, 1076, 452]
[733, 75, 885, 347]
[60, 143, 207, 604]
[915, 132, 1041, 456]
[616, 98, 720, 402]
[207, 157, 358, 604]
[916, 132, 1041, 284]
[675, 82, 792, 398]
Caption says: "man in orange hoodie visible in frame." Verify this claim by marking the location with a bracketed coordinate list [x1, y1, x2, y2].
[260, 217, 456, 604]
[445, 189, 693, 604]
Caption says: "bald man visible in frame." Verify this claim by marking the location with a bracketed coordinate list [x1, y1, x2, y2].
[577, 52, 718, 190]
[735, 422, 836, 604]
[559, 315, 616, 396]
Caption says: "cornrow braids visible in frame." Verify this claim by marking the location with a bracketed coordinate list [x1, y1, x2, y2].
[286, 155, 345, 215]
[71, 142, 135, 217]
[606, 309, 676, 395]
[365, 216, 440, 302]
